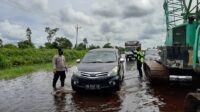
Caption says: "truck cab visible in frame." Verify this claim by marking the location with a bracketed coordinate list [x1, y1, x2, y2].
[125, 41, 141, 61]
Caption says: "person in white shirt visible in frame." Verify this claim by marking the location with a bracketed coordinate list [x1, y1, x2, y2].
[52, 48, 67, 89]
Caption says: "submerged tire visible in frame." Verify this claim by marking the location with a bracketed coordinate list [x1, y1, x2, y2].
[71, 83, 79, 92]
[185, 93, 200, 112]
[113, 82, 121, 92]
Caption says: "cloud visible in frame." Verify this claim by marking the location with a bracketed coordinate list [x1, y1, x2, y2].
[92, 0, 156, 18]
[59, 7, 95, 25]
[100, 21, 125, 34]
[0, 0, 166, 49]
[92, 1, 121, 18]
[1, 0, 48, 13]
[123, 5, 154, 18]
[0, 20, 25, 41]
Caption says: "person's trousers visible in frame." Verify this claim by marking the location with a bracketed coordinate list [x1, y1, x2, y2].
[53, 71, 66, 88]
[137, 61, 143, 77]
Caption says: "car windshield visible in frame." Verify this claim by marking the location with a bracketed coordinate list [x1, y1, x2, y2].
[82, 51, 117, 63]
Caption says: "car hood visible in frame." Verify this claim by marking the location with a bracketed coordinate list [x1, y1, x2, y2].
[77, 62, 118, 72]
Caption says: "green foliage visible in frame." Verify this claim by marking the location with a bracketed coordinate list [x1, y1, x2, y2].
[55, 37, 72, 49]
[3, 44, 17, 49]
[44, 37, 72, 49]
[83, 38, 88, 45]
[76, 43, 86, 50]
[0, 48, 86, 69]
[89, 44, 100, 50]
[0, 38, 2, 47]
[103, 43, 113, 48]
[44, 42, 58, 49]
[0, 54, 11, 69]
[157, 46, 164, 51]
[18, 40, 35, 49]
[115, 46, 125, 54]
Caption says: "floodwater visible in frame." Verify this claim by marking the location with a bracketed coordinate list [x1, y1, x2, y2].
[0, 61, 196, 112]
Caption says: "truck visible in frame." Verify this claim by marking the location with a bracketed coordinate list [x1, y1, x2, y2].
[125, 41, 141, 61]
[142, 1, 200, 111]
[143, 0, 200, 83]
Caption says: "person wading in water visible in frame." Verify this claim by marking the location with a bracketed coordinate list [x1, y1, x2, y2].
[52, 48, 67, 90]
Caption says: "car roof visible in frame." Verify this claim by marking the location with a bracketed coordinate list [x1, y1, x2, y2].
[89, 48, 118, 52]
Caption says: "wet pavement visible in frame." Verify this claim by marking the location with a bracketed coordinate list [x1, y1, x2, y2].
[0, 61, 196, 112]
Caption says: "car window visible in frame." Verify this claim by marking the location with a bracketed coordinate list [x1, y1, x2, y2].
[82, 51, 117, 63]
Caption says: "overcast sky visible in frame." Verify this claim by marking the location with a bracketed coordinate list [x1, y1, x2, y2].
[0, 0, 166, 49]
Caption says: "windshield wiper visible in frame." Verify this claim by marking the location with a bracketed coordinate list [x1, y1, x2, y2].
[86, 61, 103, 63]
[104, 61, 115, 63]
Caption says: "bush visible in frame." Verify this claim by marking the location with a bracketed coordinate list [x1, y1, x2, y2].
[103, 43, 113, 48]
[18, 40, 35, 49]
[3, 44, 17, 49]
[0, 55, 11, 69]
[0, 48, 86, 69]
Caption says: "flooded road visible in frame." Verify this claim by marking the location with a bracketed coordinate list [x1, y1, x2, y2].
[0, 61, 196, 112]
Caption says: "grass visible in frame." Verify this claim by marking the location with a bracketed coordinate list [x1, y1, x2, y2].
[0, 48, 86, 69]
[0, 60, 77, 80]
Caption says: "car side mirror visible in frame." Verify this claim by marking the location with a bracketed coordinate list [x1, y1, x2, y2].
[76, 59, 81, 63]
[120, 58, 125, 63]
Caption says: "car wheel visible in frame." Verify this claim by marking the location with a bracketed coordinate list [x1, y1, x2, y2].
[71, 83, 79, 91]
[126, 56, 129, 61]
[113, 82, 121, 91]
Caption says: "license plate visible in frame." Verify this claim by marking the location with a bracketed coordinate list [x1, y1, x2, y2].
[85, 84, 100, 89]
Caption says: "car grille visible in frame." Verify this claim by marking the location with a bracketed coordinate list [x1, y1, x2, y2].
[80, 71, 108, 78]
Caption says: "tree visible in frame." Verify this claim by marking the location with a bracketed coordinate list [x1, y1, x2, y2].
[3, 44, 17, 49]
[89, 44, 100, 50]
[44, 37, 72, 49]
[55, 37, 72, 49]
[26, 27, 32, 42]
[103, 43, 113, 48]
[18, 40, 35, 49]
[0, 38, 2, 47]
[44, 42, 58, 49]
[76, 43, 86, 50]
[115, 46, 125, 54]
[83, 38, 88, 48]
[45, 27, 59, 43]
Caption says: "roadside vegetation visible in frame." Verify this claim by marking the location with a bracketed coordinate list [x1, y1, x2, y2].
[0, 27, 125, 80]
[0, 48, 86, 69]
[0, 48, 86, 79]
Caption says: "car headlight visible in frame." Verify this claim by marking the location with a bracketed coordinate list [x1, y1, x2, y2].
[73, 66, 81, 76]
[108, 66, 118, 76]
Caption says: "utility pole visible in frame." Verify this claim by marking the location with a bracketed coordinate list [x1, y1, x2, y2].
[75, 24, 81, 47]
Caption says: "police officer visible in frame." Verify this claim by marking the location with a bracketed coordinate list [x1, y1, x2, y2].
[52, 48, 67, 89]
[134, 47, 144, 77]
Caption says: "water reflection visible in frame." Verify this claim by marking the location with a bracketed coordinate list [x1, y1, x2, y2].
[71, 92, 122, 112]
[53, 91, 67, 112]
[149, 83, 195, 112]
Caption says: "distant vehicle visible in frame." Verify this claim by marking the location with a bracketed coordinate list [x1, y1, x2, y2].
[125, 41, 141, 61]
[144, 49, 161, 61]
[71, 48, 125, 92]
